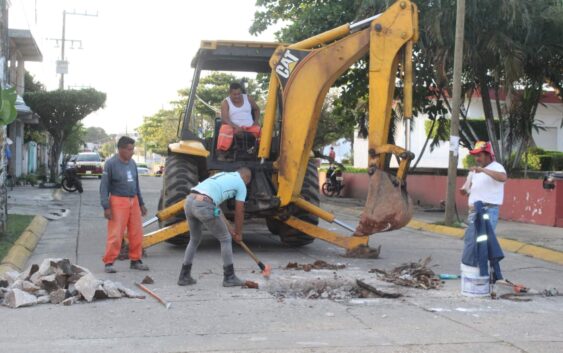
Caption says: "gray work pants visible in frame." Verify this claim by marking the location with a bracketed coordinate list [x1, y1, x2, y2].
[182, 194, 233, 267]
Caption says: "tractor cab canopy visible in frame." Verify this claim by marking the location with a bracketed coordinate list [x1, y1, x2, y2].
[191, 40, 282, 73]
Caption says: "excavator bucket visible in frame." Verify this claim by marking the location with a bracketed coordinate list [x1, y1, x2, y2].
[355, 168, 413, 236]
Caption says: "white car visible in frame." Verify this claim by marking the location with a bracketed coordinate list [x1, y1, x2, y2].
[137, 166, 151, 175]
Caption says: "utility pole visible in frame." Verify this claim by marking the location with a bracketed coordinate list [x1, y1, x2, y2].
[444, 0, 466, 225]
[50, 10, 98, 90]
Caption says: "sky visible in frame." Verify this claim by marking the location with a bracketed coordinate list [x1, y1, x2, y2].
[9, 0, 278, 134]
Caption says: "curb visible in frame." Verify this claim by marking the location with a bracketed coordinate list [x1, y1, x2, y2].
[0, 215, 48, 275]
[407, 219, 563, 266]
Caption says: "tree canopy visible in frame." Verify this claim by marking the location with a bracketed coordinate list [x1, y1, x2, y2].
[83, 126, 109, 144]
[24, 88, 106, 180]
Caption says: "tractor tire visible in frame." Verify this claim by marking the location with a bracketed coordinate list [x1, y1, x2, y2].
[160, 152, 200, 246]
[276, 161, 319, 247]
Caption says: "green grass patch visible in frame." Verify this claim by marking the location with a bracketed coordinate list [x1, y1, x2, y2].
[0, 214, 34, 260]
[432, 221, 466, 229]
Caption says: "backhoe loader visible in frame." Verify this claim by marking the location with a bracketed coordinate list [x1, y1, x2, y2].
[142, 0, 418, 257]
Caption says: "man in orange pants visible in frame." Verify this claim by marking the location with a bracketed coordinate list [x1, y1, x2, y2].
[100, 136, 149, 273]
[216, 82, 261, 155]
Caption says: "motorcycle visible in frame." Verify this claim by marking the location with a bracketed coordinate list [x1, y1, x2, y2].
[322, 165, 344, 197]
[61, 162, 83, 193]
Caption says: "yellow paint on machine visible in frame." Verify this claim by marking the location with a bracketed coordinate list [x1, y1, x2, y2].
[168, 140, 209, 158]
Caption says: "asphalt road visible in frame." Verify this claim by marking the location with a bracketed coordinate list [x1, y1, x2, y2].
[3, 176, 563, 353]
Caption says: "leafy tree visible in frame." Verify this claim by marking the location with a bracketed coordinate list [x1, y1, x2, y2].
[24, 89, 106, 181]
[63, 123, 86, 155]
[24, 71, 45, 93]
[100, 138, 117, 159]
[83, 126, 108, 143]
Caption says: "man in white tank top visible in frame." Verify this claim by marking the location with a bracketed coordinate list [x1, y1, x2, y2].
[216, 82, 261, 152]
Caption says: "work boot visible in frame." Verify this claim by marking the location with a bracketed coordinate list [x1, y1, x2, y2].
[104, 263, 116, 273]
[130, 260, 149, 271]
[177, 264, 196, 286]
[223, 264, 243, 287]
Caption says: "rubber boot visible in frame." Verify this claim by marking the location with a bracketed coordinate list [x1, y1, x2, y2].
[223, 264, 243, 287]
[177, 264, 196, 286]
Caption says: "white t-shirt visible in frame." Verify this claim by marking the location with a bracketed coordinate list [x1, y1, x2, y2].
[226, 94, 253, 127]
[468, 161, 506, 206]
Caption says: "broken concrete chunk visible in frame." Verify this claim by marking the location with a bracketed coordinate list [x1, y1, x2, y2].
[37, 295, 50, 304]
[3, 288, 38, 308]
[55, 274, 68, 288]
[71, 264, 90, 275]
[35, 289, 48, 297]
[53, 259, 73, 276]
[115, 282, 145, 299]
[67, 284, 78, 297]
[17, 264, 39, 281]
[41, 274, 60, 293]
[37, 258, 62, 277]
[102, 280, 123, 298]
[141, 275, 154, 285]
[11, 279, 24, 290]
[0, 279, 9, 288]
[74, 273, 101, 302]
[22, 281, 40, 293]
[94, 283, 108, 300]
[49, 288, 67, 304]
[4, 271, 19, 285]
[62, 295, 80, 306]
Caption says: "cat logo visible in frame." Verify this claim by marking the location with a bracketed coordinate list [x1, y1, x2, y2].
[274, 49, 309, 89]
[275, 50, 300, 79]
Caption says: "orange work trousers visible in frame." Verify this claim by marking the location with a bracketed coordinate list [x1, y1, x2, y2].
[102, 195, 143, 264]
[217, 124, 261, 151]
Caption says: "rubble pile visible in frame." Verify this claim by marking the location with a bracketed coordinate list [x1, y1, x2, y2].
[285, 260, 346, 272]
[0, 258, 144, 309]
[369, 256, 441, 290]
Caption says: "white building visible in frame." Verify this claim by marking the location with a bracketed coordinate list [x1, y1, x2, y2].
[354, 91, 563, 169]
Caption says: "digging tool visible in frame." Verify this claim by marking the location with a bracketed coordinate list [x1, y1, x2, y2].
[219, 214, 271, 278]
[237, 240, 272, 278]
[135, 282, 171, 309]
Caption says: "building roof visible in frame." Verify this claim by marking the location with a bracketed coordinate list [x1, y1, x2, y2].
[9, 29, 43, 62]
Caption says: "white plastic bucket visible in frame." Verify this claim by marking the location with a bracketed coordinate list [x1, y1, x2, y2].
[460, 263, 490, 297]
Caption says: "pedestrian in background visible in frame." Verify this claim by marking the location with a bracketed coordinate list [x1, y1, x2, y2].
[100, 136, 149, 273]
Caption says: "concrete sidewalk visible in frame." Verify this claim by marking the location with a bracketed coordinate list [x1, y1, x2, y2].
[322, 196, 563, 262]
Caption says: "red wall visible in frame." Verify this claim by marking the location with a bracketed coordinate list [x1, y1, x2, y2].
[319, 172, 563, 227]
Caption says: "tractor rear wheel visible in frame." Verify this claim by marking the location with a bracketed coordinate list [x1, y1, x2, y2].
[271, 161, 319, 247]
[160, 152, 200, 246]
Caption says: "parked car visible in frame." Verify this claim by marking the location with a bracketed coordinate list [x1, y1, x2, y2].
[75, 152, 104, 178]
[137, 163, 151, 176]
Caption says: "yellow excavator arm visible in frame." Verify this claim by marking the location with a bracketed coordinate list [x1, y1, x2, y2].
[260, 0, 418, 235]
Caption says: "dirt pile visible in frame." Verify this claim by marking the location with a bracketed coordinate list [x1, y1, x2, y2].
[285, 260, 346, 272]
[369, 256, 441, 290]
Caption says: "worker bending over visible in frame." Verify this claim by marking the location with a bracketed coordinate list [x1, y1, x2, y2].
[178, 167, 252, 287]
[460, 141, 507, 266]
[216, 82, 261, 154]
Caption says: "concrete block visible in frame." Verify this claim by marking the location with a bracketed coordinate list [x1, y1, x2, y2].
[49, 288, 66, 304]
[37, 295, 50, 304]
[74, 273, 101, 302]
[101, 280, 122, 298]
[3, 288, 37, 308]
[41, 274, 59, 292]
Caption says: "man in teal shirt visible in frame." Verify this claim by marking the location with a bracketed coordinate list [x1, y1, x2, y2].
[178, 167, 252, 287]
